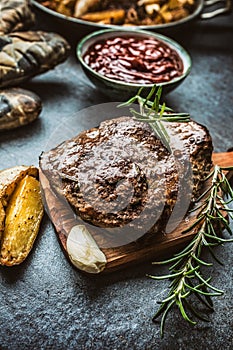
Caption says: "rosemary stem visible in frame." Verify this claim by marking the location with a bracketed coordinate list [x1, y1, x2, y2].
[175, 222, 205, 297]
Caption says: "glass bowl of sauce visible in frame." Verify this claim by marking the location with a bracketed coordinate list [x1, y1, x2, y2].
[77, 29, 192, 100]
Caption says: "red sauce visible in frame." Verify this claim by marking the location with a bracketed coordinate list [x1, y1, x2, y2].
[83, 36, 184, 84]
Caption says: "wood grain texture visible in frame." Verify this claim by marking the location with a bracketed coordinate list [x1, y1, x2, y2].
[40, 152, 233, 274]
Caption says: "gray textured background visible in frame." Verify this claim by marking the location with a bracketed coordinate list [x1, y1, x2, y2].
[0, 5, 233, 350]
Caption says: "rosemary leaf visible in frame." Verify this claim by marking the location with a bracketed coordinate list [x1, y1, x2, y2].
[118, 85, 190, 152]
[147, 270, 184, 280]
[191, 254, 213, 266]
[160, 300, 176, 338]
[177, 297, 196, 325]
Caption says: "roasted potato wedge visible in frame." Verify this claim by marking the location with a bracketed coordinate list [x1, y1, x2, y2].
[0, 165, 38, 207]
[0, 166, 44, 266]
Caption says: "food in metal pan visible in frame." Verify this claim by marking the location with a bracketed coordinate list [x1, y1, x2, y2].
[80, 8, 125, 24]
[0, 166, 44, 266]
[37, 0, 196, 25]
[0, 0, 35, 35]
[74, 0, 100, 17]
[0, 31, 70, 89]
[0, 88, 42, 131]
[41, 0, 77, 16]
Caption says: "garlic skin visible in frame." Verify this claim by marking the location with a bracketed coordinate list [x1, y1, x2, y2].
[67, 225, 107, 273]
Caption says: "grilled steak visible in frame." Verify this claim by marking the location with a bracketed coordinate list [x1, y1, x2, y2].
[40, 116, 213, 247]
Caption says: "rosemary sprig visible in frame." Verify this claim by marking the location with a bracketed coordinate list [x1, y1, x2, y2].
[118, 85, 190, 152]
[150, 165, 233, 338]
[119, 86, 232, 336]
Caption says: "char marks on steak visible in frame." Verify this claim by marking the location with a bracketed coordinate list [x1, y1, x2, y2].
[40, 116, 213, 246]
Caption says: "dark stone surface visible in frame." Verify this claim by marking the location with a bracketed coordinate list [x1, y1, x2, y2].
[0, 7, 233, 350]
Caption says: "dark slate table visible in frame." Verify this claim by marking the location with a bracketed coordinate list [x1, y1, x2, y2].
[0, 7, 233, 350]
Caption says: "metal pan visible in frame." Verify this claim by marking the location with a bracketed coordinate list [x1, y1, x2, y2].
[32, 0, 231, 35]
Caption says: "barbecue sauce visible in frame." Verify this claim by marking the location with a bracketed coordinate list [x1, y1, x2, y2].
[83, 36, 184, 84]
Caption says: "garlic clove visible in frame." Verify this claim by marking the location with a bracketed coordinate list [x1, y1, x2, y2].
[67, 224, 107, 274]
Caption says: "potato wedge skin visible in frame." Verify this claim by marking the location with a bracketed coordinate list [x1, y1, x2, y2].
[0, 165, 38, 207]
[0, 175, 44, 266]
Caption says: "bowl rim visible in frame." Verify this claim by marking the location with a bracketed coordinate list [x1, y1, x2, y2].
[32, 0, 203, 30]
[76, 28, 192, 89]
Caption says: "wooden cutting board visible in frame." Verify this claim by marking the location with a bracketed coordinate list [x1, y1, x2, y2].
[40, 152, 233, 274]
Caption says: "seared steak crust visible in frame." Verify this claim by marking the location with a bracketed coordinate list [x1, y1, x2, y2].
[40, 117, 213, 244]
